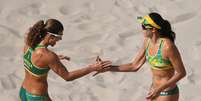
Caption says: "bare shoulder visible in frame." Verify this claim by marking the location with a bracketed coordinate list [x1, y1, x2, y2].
[44, 49, 59, 62]
[162, 39, 176, 50]
[33, 47, 58, 63]
[162, 38, 179, 56]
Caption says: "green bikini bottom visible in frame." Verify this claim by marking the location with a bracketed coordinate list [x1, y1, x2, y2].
[19, 87, 48, 101]
[159, 86, 179, 96]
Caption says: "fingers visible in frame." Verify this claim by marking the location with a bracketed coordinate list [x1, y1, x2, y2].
[95, 56, 111, 68]
[146, 90, 158, 100]
[91, 56, 112, 77]
[92, 60, 112, 76]
[101, 61, 112, 68]
[92, 66, 110, 76]
[96, 56, 102, 62]
[146, 92, 153, 99]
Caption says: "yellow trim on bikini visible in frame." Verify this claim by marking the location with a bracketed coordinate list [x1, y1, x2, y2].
[151, 66, 173, 70]
[24, 65, 48, 77]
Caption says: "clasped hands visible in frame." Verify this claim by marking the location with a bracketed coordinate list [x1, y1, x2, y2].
[90, 56, 112, 76]
[58, 54, 112, 76]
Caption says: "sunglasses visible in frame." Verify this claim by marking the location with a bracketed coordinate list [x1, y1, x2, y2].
[141, 24, 153, 30]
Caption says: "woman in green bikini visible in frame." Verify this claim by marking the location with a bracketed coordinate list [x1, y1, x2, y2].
[20, 19, 111, 101]
[95, 12, 186, 101]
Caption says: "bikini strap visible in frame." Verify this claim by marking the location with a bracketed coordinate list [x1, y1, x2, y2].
[157, 39, 164, 57]
[145, 39, 151, 56]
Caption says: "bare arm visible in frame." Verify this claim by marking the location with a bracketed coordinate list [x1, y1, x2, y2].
[48, 52, 93, 81]
[108, 47, 146, 72]
[107, 38, 148, 72]
[158, 43, 186, 91]
[47, 52, 111, 81]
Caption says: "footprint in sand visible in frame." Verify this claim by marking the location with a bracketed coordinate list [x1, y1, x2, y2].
[0, 24, 21, 39]
[118, 30, 139, 39]
[186, 69, 196, 84]
[195, 40, 201, 46]
[59, 6, 69, 15]
[192, 41, 201, 60]
[94, 76, 107, 88]
[6, 3, 42, 26]
[17, 2, 41, 16]
[85, 88, 98, 101]
[172, 12, 197, 24]
[5, 2, 41, 27]
[0, 25, 21, 47]
[0, 74, 17, 90]
[75, 34, 102, 43]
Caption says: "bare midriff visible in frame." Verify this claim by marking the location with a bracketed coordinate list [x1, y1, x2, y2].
[22, 70, 48, 96]
[151, 68, 176, 90]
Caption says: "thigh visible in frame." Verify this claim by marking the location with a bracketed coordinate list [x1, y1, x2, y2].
[156, 93, 179, 101]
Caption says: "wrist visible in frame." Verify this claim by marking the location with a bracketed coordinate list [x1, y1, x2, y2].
[108, 65, 119, 71]
[87, 65, 95, 72]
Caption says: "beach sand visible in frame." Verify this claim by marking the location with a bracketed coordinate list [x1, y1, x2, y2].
[0, 0, 201, 101]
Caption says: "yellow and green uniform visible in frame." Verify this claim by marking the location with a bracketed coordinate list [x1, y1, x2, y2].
[159, 86, 179, 96]
[138, 14, 179, 96]
[146, 39, 179, 96]
[146, 39, 173, 70]
[23, 44, 50, 77]
[19, 87, 48, 101]
[20, 45, 50, 101]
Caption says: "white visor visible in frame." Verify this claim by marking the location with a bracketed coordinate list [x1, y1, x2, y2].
[47, 32, 62, 38]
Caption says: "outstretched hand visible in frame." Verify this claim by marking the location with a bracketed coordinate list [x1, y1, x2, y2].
[58, 55, 70, 61]
[92, 56, 112, 76]
[88, 56, 111, 74]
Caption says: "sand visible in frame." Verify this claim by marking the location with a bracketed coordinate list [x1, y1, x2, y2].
[0, 0, 201, 101]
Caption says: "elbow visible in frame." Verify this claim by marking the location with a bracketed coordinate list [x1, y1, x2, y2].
[130, 63, 140, 72]
[181, 69, 187, 78]
[64, 74, 75, 81]
[65, 77, 75, 81]
[178, 71, 186, 79]
[182, 71, 186, 78]
[65, 79, 74, 82]
[131, 68, 139, 72]
[130, 65, 140, 72]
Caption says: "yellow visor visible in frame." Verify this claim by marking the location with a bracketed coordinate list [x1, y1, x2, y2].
[137, 15, 161, 29]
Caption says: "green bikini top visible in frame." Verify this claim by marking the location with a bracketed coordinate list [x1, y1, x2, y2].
[23, 45, 50, 77]
[146, 39, 173, 70]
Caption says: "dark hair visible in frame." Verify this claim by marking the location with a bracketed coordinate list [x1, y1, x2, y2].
[26, 19, 64, 48]
[149, 12, 175, 43]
